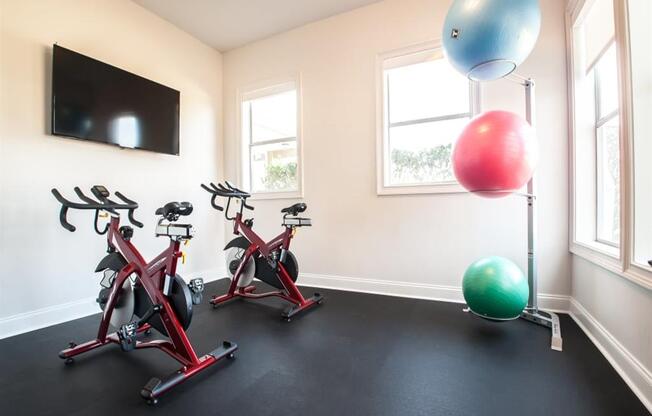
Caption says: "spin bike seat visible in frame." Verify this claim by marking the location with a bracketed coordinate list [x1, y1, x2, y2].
[281, 203, 307, 216]
[156, 202, 193, 221]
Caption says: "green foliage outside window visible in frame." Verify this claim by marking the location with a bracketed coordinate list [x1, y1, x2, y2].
[262, 162, 298, 191]
[391, 144, 454, 183]
[604, 125, 621, 243]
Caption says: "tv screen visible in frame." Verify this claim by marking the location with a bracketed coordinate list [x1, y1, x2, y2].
[51, 45, 180, 155]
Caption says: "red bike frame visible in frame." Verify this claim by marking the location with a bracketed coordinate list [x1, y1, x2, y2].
[211, 210, 322, 319]
[59, 216, 237, 402]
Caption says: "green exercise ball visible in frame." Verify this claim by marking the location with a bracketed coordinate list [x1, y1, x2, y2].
[462, 256, 529, 320]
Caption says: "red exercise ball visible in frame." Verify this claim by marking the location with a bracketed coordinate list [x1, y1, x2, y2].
[452, 110, 538, 197]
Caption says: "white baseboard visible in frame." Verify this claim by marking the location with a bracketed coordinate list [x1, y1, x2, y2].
[537, 293, 573, 313]
[0, 297, 98, 340]
[569, 299, 652, 413]
[298, 272, 571, 312]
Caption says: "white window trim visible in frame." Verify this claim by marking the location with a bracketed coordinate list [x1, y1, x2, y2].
[375, 40, 481, 196]
[235, 75, 304, 201]
[566, 0, 652, 290]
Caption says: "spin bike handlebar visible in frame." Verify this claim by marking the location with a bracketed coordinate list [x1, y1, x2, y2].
[200, 181, 254, 219]
[51, 186, 143, 233]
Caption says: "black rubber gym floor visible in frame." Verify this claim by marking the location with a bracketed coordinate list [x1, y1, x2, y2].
[0, 279, 648, 416]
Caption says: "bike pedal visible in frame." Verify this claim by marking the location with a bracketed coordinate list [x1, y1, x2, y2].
[189, 278, 204, 305]
[118, 321, 138, 352]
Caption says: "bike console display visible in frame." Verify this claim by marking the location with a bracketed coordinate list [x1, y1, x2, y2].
[91, 185, 110, 200]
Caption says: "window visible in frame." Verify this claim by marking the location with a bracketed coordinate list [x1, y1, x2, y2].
[568, 0, 652, 287]
[377, 42, 478, 194]
[628, 0, 652, 269]
[240, 80, 301, 198]
[569, 0, 620, 254]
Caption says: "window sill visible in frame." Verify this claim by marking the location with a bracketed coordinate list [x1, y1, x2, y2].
[571, 240, 620, 271]
[621, 266, 652, 291]
[377, 182, 466, 196]
[249, 190, 303, 201]
[570, 241, 652, 291]
[572, 239, 620, 258]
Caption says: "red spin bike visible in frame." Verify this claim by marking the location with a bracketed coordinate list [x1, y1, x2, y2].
[52, 185, 237, 404]
[201, 181, 323, 321]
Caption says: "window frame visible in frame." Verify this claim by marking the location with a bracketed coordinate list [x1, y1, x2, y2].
[375, 40, 480, 196]
[566, 0, 652, 289]
[236, 76, 303, 200]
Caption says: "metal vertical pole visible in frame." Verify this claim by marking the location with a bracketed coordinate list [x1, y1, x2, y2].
[522, 77, 562, 351]
[525, 79, 538, 312]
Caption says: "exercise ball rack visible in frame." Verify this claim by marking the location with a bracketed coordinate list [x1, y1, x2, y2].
[465, 75, 562, 352]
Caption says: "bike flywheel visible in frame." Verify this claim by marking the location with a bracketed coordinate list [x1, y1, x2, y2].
[100, 278, 135, 329]
[134, 275, 193, 336]
[225, 245, 256, 287]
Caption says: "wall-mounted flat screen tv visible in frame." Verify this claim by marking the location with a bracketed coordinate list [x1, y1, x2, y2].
[51, 45, 180, 155]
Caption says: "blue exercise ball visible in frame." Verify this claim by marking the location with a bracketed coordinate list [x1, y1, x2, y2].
[442, 0, 541, 81]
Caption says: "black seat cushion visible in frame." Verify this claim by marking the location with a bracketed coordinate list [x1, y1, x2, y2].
[156, 202, 193, 220]
[281, 203, 307, 216]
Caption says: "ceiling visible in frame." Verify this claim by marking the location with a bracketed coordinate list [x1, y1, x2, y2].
[134, 0, 383, 52]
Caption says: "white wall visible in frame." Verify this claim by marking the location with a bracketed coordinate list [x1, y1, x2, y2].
[571, 256, 652, 410]
[0, 0, 226, 337]
[222, 0, 571, 303]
